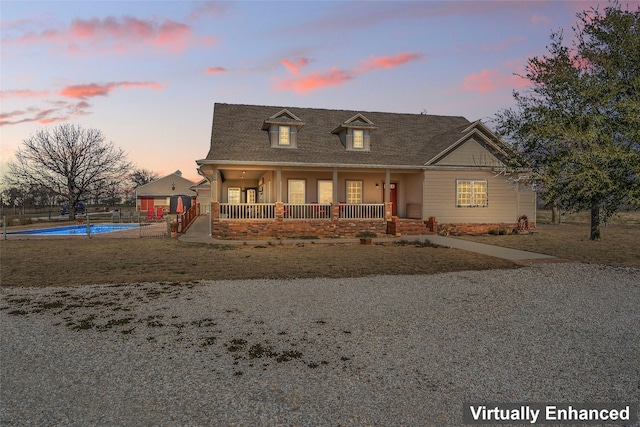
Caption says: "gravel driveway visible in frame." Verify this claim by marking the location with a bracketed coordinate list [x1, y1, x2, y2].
[1, 263, 639, 426]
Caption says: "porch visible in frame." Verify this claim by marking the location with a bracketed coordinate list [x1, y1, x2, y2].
[209, 201, 436, 239]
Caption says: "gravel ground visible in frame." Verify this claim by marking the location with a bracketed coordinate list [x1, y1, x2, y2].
[1, 263, 639, 426]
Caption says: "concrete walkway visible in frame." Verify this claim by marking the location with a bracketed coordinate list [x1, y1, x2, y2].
[179, 216, 555, 261]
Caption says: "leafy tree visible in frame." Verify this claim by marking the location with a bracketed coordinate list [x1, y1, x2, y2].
[496, 2, 640, 240]
[6, 123, 131, 218]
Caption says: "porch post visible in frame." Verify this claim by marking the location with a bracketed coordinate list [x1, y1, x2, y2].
[332, 167, 338, 202]
[385, 168, 391, 204]
[276, 167, 282, 202]
[211, 167, 218, 202]
[211, 201, 220, 220]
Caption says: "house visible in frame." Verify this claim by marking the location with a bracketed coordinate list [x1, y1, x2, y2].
[190, 178, 212, 214]
[135, 170, 196, 214]
[195, 103, 536, 239]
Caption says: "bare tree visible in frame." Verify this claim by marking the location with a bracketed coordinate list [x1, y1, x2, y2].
[7, 124, 131, 218]
[129, 168, 160, 187]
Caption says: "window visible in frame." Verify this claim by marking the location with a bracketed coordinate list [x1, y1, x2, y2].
[318, 180, 333, 204]
[288, 179, 305, 204]
[456, 180, 487, 207]
[346, 180, 362, 204]
[228, 187, 241, 204]
[353, 130, 364, 148]
[246, 189, 256, 204]
[279, 126, 290, 145]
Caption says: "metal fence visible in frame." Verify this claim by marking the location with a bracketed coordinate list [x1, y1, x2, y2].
[138, 221, 170, 238]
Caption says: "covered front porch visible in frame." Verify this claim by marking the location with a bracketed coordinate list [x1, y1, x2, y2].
[208, 201, 436, 239]
[196, 163, 436, 239]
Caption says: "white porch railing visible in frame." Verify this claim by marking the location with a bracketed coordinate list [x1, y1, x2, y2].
[339, 203, 385, 219]
[219, 203, 275, 220]
[218, 203, 385, 220]
[283, 203, 331, 220]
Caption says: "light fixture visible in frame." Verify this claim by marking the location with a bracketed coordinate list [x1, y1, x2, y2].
[375, 182, 380, 188]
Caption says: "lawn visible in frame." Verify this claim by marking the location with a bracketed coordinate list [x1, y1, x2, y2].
[460, 210, 640, 267]
[1, 210, 637, 288]
[0, 239, 516, 287]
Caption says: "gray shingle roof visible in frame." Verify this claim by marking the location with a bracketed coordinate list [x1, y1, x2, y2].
[205, 103, 473, 167]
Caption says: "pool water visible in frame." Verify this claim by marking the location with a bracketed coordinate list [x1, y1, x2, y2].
[9, 224, 140, 236]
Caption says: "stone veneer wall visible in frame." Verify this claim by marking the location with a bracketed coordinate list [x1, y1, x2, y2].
[211, 220, 388, 240]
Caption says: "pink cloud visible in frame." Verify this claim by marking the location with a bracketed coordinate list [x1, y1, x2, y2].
[186, 2, 229, 22]
[357, 52, 423, 72]
[531, 14, 550, 24]
[482, 37, 524, 52]
[274, 51, 422, 93]
[0, 110, 27, 121]
[8, 16, 216, 55]
[281, 58, 310, 75]
[462, 69, 529, 94]
[59, 81, 163, 99]
[463, 70, 499, 93]
[0, 107, 66, 127]
[274, 68, 354, 93]
[0, 89, 49, 99]
[206, 67, 227, 74]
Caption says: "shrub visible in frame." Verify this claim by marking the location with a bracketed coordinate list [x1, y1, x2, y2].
[356, 231, 377, 238]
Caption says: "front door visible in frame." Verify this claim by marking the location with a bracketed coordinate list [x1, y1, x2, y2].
[246, 188, 257, 204]
[383, 183, 398, 216]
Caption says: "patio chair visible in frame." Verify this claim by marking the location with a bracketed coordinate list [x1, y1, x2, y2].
[145, 207, 154, 221]
[154, 207, 164, 221]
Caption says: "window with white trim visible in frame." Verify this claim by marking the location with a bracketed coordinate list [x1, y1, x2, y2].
[288, 179, 305, 204]
[228, 187, 241, 204]
[346, 180, 362, 204]
[318, 180, 333, 204]
[353, 130, 364, 148]
[279, 126, 290, 145]
[456, 180, 487, 207]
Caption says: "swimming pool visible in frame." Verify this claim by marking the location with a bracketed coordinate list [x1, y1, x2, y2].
[8, 224, 140, 236]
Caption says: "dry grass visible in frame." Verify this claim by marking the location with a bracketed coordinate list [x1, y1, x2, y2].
[2, 210, 637, 288]
[0, 239, 516, 287]
[460, 210, 640, 267]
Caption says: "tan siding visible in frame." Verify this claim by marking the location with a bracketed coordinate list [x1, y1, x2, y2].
[436, 138, 505, 167]
[516, 183, 537, 227]
[422, 170, 535, 223]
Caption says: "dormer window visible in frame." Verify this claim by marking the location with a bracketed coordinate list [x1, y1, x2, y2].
[332, 113, 378, 152]
[279, 126, 290, 145]
[353, 130, 364, 149]
[262, 109, 304, 149]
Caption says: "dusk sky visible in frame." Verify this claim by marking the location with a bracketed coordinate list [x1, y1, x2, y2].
[1, 0, 625, 183]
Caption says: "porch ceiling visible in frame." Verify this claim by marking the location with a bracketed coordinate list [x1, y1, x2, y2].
[221, 169, 264, 180]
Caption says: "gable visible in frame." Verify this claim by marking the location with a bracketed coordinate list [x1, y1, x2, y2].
[433, 138, 506, 167]
[136, 172, 196, 196]
[261, 108, 305, 129]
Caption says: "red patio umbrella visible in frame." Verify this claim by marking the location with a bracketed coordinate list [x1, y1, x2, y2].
[176, 196, 184, 214]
